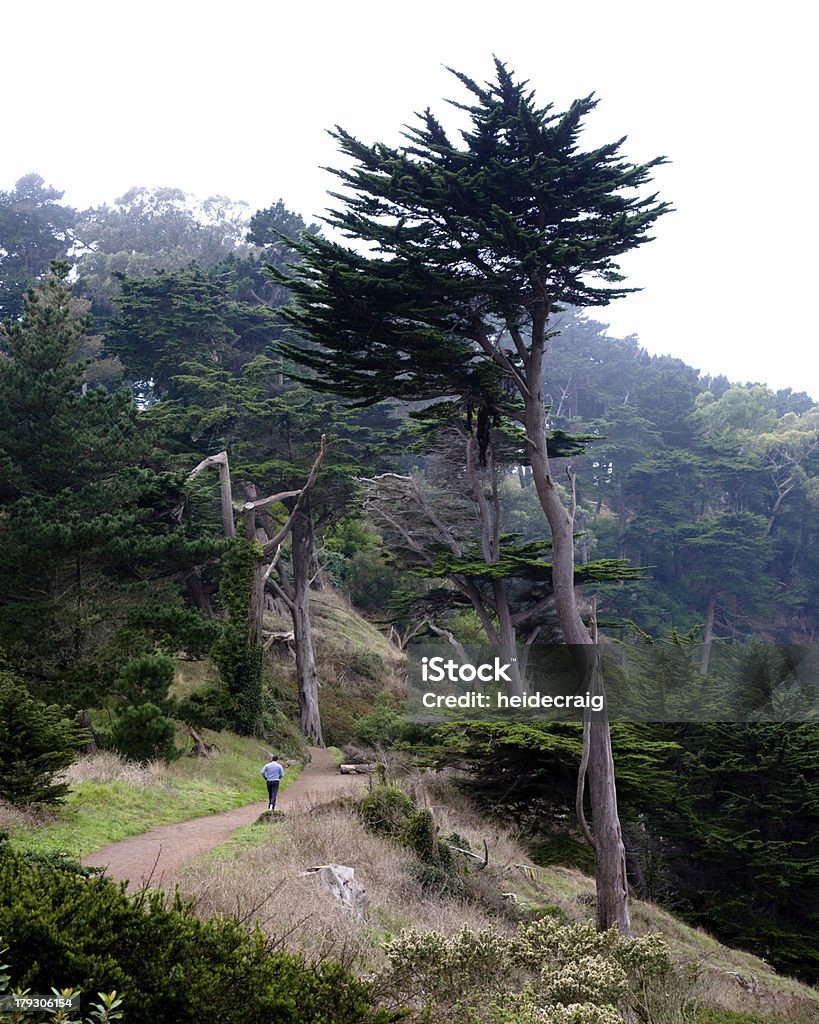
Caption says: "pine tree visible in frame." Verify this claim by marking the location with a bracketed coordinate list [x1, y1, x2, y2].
[0, 264, 214, 701]
[272, 60, 670, 933]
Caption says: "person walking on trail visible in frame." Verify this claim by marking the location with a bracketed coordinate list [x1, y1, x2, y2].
[261, 755, 285, 811]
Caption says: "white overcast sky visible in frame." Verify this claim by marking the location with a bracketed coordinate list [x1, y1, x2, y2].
[5, 1, 817, 400]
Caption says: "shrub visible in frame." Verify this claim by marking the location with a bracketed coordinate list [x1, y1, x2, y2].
[357, 785, 415, 837]
[354, 692, 405, 746]
[344, 551, 403, 614]
[0, 847, 392, 1024]
[115, 653, 175, 707]
[378, 917, 698, 1024]
[379, 925, 511, 1011]
[0, 944, 123, 1023]
[0, 673, 84, 805]
[177, 686, 231, 732]
[110, 702, 178, 763]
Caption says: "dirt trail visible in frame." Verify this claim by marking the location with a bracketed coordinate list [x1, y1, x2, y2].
[81, 747, 366, 890]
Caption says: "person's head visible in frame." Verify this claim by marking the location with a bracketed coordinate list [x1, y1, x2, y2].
[271, 755, 279, 762]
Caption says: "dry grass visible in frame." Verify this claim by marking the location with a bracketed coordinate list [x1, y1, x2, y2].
[696, 966, 819, 1023]
[177, 767, 819, 1021]
[179, 800, 518, 971]
[57, 750, 173, 788]
[0, 798, 56, 831]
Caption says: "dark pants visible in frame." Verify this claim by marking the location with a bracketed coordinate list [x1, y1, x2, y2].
[266, 780, 280, 810]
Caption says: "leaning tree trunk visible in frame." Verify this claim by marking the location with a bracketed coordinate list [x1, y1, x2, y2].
[290, 495, 324, 746]
[525, 326, 631, 936]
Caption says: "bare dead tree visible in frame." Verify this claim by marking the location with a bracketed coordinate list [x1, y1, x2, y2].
[186, 438, 327, 744]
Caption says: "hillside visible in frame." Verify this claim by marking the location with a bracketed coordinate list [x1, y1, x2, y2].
[3, 740, 817, 1024]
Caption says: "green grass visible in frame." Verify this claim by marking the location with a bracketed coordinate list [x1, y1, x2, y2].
[189, 815, 289, 863]
[5, 727, 304, 860]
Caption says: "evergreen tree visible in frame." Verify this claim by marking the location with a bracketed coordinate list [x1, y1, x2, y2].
[271, 59, 670, 934]
[0, 673, 85, 804]
[0, 264, 214, 702]
[0, 174, 76, 320]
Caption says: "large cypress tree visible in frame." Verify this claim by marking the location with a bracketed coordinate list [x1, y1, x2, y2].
[273, 60, 671, 933]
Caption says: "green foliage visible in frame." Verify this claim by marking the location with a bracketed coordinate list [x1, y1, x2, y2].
[435, 708, 819, 983]
[357, 785, 415, 838]
[110, 703, 178, 764]
[342, 550, 405, 614]
[210, 631, 263, 737]
[0, 944, 123, 1024]
[115, 654, 175, 707]
[322, 520, 407, 613]
[0, 263, 217, 701]
[358, 788, 465, 898]
[0, 174, 76, 320]
[377, 919, 696, 1024]
[176, 687, 231, 732]
[354, 693, 406, 747]
[275, 60, 669, 411]
[402, 809, 447, 866]
[402, 809, 464, 898]
[0, 674, 83, 805]
[210, 538, 264, 736]
[0, 847, 391, 1024]
[107, 266, 279, 400]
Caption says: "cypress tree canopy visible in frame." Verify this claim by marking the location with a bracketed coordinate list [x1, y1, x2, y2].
[273, 58, 671, 413]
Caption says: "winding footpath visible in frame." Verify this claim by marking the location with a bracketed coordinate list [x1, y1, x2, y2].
[80, 747, 365, 890]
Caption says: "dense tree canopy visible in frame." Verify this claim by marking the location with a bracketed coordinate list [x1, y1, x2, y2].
[0, 174, 76, 320]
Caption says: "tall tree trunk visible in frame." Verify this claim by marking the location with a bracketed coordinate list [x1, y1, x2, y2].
[526, 327, 631, 936]
[291, 496, 324, 746]
[700, 591, 717, 675]
[586, 657, 630, 930]
[493, 580, 525, 698]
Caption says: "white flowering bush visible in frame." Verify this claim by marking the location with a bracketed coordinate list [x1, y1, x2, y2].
[378, 925, 513, 1011]
[540, 955, 628, 1006]
[515, 920, 620, 970]
[534, 1004, 623, 1024]
[378, 917, 698, 1024]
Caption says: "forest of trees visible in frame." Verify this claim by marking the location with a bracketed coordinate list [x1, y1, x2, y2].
[1, 64, 818, 985]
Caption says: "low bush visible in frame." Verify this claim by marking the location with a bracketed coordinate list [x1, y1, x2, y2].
[0, 846, 392, 1024]
[377, 917, 699, 1024]
[110, 702, 178, 763]
[358, 785, 415, 838]
[354, 692, 406, 747]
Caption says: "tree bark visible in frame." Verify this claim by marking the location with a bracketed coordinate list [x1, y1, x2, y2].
[586, 658, 630, 932]
[700, 591, 717, 675]
[78, 709, 98, 754]
[291, 495, 324, 746]
[525, 324, 631, 936]
[188, 451, 236, 538]
[183, 569, 215, 617]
